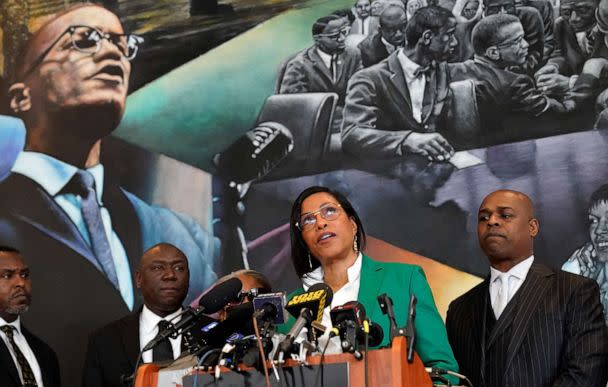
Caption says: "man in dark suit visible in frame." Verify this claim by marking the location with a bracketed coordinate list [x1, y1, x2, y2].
[0, 246, 60, 387]
[446, 189, 608, 387]
[448, 14, 566, 146]
[82, 243, 190, 387]
[357, 5, 406, 67]
[279, 14, 362, 132]
[3, 4, 218, 385]
[341, 6, 456, 160]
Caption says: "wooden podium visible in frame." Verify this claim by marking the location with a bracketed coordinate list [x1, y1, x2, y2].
[135, 336, 433, 386]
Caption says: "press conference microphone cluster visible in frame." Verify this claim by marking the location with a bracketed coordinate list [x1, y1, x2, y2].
[330, 301, 384, 359]
[142, 277, 243, 352]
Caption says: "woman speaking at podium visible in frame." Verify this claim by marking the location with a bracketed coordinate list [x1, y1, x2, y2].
[284, 185, 458, 374]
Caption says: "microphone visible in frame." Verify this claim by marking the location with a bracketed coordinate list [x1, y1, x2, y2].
[198, 277, 243, 313]
[276, 307, 313, 359]
[143, 277, 243, 352]
[330, 301, 366, 355]
[406, 294, 417, 363]
[253, 292, 288, 324]
[365, 320, 384, 348]
[285, 282, 334, 322]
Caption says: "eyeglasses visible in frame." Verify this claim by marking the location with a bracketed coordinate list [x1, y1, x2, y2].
[495, 35, 525, 48]
[561, 5, 595, 18]
[317, 26, 350, 40]
[296, 203, 342, 231]
[227, 287, 270, 307]
[20, 25, 143, 79]
[485, 4, 516, 15]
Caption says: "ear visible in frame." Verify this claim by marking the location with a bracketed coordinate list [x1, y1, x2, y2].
[8, 83, 32, 114]
[135, 271, 142, 289]
[349, 216, 358, 234]
[421, 30, 433, 46]
[529, 218, 539, 238]
[485, 46, 500, 61]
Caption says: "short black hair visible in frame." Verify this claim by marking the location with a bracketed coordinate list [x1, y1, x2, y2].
[216, 269, 272, 292]
[333, 8, 356, 24]
[0, 246, 21, 254]
[289, 186, 366, 278]
[405, 6, 455, 49]
[589, 184, 608, 211]
[312, 14, 343, 36]
[472, 13, 520, 55]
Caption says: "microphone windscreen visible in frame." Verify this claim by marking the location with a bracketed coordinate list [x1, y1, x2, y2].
[367, 321, 384, 347]
[198, 277, 243, 313]
[308, 282, 334, 306]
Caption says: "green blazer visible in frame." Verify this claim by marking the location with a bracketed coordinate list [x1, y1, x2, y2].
[281, 254, 459, 374]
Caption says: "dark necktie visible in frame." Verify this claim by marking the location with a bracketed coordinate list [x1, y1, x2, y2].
[329, 55, 338, 83]
[66, 170, 119, 289]
[152, 320, 174, 362]
[0, 325, 38, 387]
[361, 18, 366, 35]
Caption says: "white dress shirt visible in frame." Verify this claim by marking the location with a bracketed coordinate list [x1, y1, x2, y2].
[302, 253, 363, 354]
[139, 305, 183, 363]
[354, 17, 371, 35]
[397, 49, 426, 123]
[489, 255, 534, 318]
[0, 316, 44, 387]
[11, 151, 134, 309]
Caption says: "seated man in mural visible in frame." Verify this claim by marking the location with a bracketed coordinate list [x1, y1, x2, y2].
[358, 5, 407, 67]
[2, 4, 217, 385]
[448, 14, 566, 146]
[341, 5, 457, 161]
[483, 0, 545, 74]
[562, 184, 608, 324]
[535, 0, 608, 98]
[279, 14, 362, 132]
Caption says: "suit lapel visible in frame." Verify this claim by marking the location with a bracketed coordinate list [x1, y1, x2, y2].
[119, 308, 143, 369]
[2, 174, 99, 268]
[0, 335, 21, 385]
[502, 264, 553, 374]
[357, 255, 385, 324]
[387, 52, 412, 111]
[308, 47, 334, 85]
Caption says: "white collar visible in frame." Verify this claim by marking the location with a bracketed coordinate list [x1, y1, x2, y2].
[301, 252, 363, 290]
[12, 151, 106, 205]
[0, 316, 22, 335]
[490, 255, 534, 283]
[140, 305, 183, 336]
[397, 49, 422, 79]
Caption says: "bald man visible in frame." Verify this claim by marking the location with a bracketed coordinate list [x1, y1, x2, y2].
[0, 4, 217, 384]
[357, 5, 407, 67]
[82, 243, 190, 387]
[446, 190, 608, 386]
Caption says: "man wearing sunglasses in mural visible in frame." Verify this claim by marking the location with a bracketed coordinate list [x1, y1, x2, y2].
[1, 4, 218, 385]
[341, 5, 457, 161]
[279, 14, 362, 132]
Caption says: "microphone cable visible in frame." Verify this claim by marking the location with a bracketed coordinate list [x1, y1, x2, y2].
[363, 319, 370, 387]
[313, 327, 338, 387]
[252, 314, 272, 387]
[425, 367, 474, 387]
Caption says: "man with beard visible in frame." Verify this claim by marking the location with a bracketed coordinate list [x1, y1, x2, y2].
[82, 243, 190, 387]
[448, 14, 566, 146]
[2, 4, 218, 385]
[341, 5, 457, 160]
[0, 246, 60, 387]
[563, 184, 608, 324]
[446, 190, 608, 386]
[358, 5, 407, 67]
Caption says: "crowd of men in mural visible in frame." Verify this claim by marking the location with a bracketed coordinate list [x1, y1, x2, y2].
[276, 0, 608, 321]
[278, 0, 608, 160]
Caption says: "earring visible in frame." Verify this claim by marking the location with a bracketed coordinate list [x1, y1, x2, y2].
[308, 252, 313, 270]
[353, 235, 359, 253]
